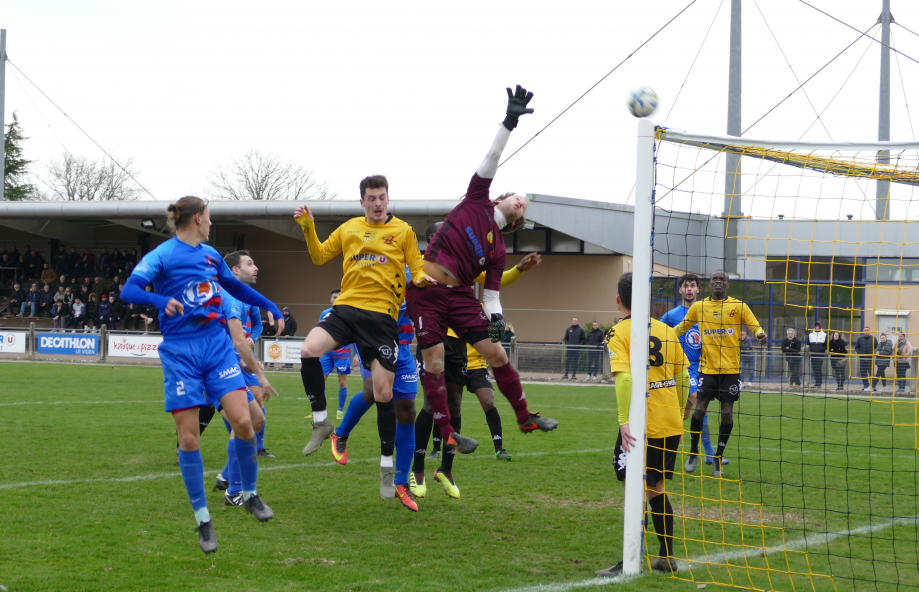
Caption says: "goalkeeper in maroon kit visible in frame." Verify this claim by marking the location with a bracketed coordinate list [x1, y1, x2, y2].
[406, 85, 559, 465]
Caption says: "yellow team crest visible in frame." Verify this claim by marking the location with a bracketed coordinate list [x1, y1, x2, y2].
[487, 231, 494, 243]
[712, 310, 721, 319]
[364, 231, 377, 242]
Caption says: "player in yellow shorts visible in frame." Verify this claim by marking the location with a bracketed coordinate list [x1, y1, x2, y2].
[672, 269, 766, 478]
[595, 272, 691, 577]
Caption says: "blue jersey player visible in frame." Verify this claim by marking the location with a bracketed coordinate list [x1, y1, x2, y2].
[328, 268, 420, 512]
[319, 288, 355, 421]
[658, 273, 728, 470]
[213, 251, 278, 505]
[121, 197, 284, 554]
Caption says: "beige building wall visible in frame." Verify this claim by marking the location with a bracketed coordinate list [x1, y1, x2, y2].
[864, 285, 919, 344]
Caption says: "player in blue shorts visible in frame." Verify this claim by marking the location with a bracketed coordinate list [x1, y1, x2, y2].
[213, 250, 279, 506]
[328, 268, 419, 512]
[658, 273, 729, 470]
[319, 289, 355, 421]
[121, 197, 284, 554]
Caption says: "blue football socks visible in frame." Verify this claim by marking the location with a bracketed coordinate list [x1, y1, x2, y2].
[178, 449, 209, 523]
[338, 386, 348, 413]
[336, 393, 373, 438]
[394, 422, 415, 486]
[256, 406, 266, 450]
[234, 436, 259, 501]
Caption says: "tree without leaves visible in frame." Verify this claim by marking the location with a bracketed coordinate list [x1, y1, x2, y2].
[209, 150, 336, 201]
[39, 152, 142, 201]
[4, 111, 37, 201]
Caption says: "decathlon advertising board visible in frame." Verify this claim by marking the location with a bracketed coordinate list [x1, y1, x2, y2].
[262, 339, 302, 364]
[108, 334, 163, 359]
[37, 333, 99, 356]
[0, 331, 28, 353]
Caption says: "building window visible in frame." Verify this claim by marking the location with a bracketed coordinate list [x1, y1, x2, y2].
[549, 231, 581, 253]
[865, 258, 919, 282]
[516, 228, 547, 252]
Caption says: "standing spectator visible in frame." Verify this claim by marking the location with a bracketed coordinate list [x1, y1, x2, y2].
[91, 276, 106, 299]
[279, 307, 298, 336]
[562, 316, 586, 380]
[65, 297, 86, 331]
[740, 328, 756, 387]
[873, 334, 894, 392]
[781, 328, 802, 387]
[828, 331, 848, 391]
[79, 248, 95, 278]
[28, 249, 45, 280]
[14, 255, 27, 285]
[110, 248, 124, 278]
[97, 247, 112, 277]
[51, 301, 71, 331]
[85, 293, 100, 331]
[38, 284, 55, 317]
[502, 321, 516, 344]
[808, 321, 828, 388]
[123, 302, 141, 331]
[9, 282, 26, 317]
[0, 252, 13, 285]
[9, 245, 20, 265]
[22, 247, 33, 279]
[585, 321, 605, 380]
[854, 326, 878, 392]
[53, 244, 68, 276]
[124, 248, 137, 273]
[895, 333, 913, 393]
[66, 246, 80, 277]
[21, 283, 40, 317]
[40, 263, 58, 286]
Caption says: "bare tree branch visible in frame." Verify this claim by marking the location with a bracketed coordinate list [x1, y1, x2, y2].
[208, 150, 336, 201]
[37, 152, 142, 201]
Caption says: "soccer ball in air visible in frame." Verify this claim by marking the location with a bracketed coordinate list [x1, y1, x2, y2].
[627, 86, 659, 118]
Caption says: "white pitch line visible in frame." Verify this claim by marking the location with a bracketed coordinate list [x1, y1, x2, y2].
[492, 516, 919, 592]
[0, 447, 616, 491]
[0, 400, 161, 407]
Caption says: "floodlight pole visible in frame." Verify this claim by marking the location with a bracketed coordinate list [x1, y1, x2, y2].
[723, 0, 742, 274]
[621, 117, 655, 576]
[0, 29, 6, 202]
[876, 0, 892, 220]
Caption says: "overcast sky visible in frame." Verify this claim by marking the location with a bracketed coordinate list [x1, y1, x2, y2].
[4, 0, 919, 219]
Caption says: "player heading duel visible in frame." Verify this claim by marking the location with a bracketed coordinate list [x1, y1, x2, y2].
[406, 85, 558, 458]
[294, 175, 435, 502]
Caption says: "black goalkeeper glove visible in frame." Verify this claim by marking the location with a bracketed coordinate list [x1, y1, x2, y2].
[488, 313, 507, 343]
[502, 85, 535, 130]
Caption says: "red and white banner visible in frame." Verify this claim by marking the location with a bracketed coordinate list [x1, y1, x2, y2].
[108, 334, 163, 359]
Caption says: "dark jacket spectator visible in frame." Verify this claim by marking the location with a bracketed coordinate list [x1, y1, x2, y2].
[39, 284, 55, 316]
[781, 329, 802, 387]
[9, 283, 26, 315]
[53, 245, 68, 275]
[501, 323, 516, 344]
[876, 335, 894, 359]
[28, 250, 45, 279]
[110, 249, 124, 277]
[97, 248, 112, 276]
[91, 277, 106, 299]
[79, 285, 91, 303]
[123, 302, 141, 331]
[0, 253, 13, 284]
[14, 255, 26, 284]
[828, 334, 848, 358]
[22, 249, 33, 278]
[854, 332, 877, 356]
[124, 249, 137, 272]
[586, 326, 605, 347]
[98, 294, 112, 324]
[563, 320, 586, 346]
[22, 284, 41, 316]
[562, 317, 586, 379]
[52, 301, 71, 330]
[85, 293, 100, 329]
[829, 332, 849, 390]
[66, 247, 81, 274]
[280, 307, 298, 336]
[79, 249, 95, 277]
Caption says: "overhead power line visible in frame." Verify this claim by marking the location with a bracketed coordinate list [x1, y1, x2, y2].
[6, 57, 156, 199]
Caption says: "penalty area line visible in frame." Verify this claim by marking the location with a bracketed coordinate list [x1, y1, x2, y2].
[0, 446, 616, 491]
[491, 516, 919, 592]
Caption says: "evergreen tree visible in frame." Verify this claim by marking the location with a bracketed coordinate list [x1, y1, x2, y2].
[4, 111, 35, 200]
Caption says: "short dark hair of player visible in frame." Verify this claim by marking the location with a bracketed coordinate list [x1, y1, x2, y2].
[618, 272, 633, 310]
[224, 250, 251, 269]
[677, 273, 699, 288]
[166, 196, 207, 232]
[359, 175, 388, 199]
[425, 221, 444, 244]
[494, 192, 527, 234]
[331, 288, 341, 297]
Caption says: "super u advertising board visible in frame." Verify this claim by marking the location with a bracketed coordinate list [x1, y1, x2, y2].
[0, 331, 28, 353]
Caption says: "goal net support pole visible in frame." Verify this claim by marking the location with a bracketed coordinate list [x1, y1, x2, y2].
[621, 117, 657, 576]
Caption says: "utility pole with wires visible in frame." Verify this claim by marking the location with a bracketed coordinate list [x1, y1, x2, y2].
[877, 0, 893, 220]
[1, 29, 7, 202]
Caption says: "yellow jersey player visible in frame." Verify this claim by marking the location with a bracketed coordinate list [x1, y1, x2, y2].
[672, 269, 766, 478]
[294, 175, 435, 508]
[596, 272, 690, 577]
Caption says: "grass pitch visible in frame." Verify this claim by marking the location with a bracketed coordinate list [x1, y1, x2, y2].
[1, 362, 916, 592]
